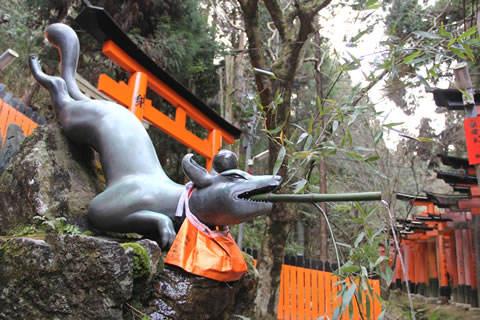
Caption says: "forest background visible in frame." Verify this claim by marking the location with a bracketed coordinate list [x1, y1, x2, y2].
[0, 0, 479, 318]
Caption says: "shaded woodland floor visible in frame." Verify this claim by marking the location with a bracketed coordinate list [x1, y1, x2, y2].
[385, 291, 480, 320]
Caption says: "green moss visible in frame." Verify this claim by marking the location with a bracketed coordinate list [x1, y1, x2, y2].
[156, 256, 164, 274]
[121, 242, 150, 280]
[81, 230, 94, 236]
[1, 240, 29, 258]
[7, 224, 45, 237]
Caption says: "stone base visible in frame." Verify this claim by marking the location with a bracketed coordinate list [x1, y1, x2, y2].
[0, 235, 135, 320]
[0, 235, 257, 320]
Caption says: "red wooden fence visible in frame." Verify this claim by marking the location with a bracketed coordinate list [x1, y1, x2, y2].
[0, 90, 43, 147]
[277, 264, 381, 320]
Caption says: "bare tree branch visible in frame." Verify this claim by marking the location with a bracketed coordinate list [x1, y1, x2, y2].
[210, 0, 245, 32]
[236, 0, 274, 107]
[263, 0, 288, 40]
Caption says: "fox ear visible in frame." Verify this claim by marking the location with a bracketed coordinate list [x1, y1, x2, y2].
[182, 154, 213, 188]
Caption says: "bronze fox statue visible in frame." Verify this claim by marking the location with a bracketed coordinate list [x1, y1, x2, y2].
[29, 23, 281, 248]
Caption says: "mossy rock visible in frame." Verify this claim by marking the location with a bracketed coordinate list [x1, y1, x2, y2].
[121, 242, 150, 280]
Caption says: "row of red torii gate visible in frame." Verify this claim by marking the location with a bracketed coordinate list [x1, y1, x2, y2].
[392, 88, 480, 308]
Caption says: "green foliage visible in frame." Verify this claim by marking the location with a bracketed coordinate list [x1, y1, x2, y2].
[385, 0, 429, 39]
[381, 0, 480, 95]
[331, 203, 388, 320]
[33, 215, 82, 235]
[124, 0, 221, 100]
[0, 1, 50, 103]
[9, 224, 40, 237]
[8, 215, 81, 236]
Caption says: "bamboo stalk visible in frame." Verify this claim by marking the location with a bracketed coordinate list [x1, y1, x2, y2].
[249, 191, 382, 202]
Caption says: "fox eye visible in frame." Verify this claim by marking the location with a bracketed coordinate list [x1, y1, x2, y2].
[227, 173, 246, 180]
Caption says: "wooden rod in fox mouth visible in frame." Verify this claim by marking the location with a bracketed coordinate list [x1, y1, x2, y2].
[249, 191, 382, 202]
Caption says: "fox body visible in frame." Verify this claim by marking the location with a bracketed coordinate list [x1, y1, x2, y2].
[29, 23, 281, 248]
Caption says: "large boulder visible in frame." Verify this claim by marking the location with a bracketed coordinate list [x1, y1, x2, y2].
[0, 123, 104, 235]
[0, 235, 258, 320]
[0, 235, 131, 319]
[0, 235, 158, 320]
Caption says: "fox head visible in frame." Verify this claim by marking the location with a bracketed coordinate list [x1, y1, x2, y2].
[182, 150, 281, 227]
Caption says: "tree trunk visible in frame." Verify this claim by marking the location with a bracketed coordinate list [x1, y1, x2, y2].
[314, 27, 329, 264]
[21, 80, 40, 107]
[318, 159, 328, 263]
[254, 214, 293, 319]
[255, 85, 296, 317]
[224, 55, 234, 123]
[236, 1, 333, 317]
[233, 22, 246, 102]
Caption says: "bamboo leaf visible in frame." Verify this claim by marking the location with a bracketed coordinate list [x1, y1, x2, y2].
[266, 126, 283, 135]
[340, 283, 357, 315]
[365, 0, 382, 9]
[308, 115, 314, 134]
[349, 299, 354, 319]
[458, 25, 478, 39]
[408, 54, 433, 65]
[354, 202, 366, 215]
[341, 265, 361, 273]
[340, 134, 347, 149]
[365, 155, 380, 162]
[374, 130, 383, 144]
[383, 122, 403, 128]
[417, 74, 431, 88]
[381, 265, 393, 285]
[352, 217, 364, 223]
[332, 306, 341, 320]
[366, 295, 371, 319]
[374, 255, 389, 266]
[413, 31, 441, 39]
[272, 147, 285, 176]
[332, 120, 339, 132]
[297, 132, 309, 145]
[377, 309, 386, 320]
[345, 151, 364, 160]
[349, 28, 370, 44]
[447, 37, 457, 47]
[337, 242, 352, 249]
[304, 135, 313, 151]
[462, 41, 475, 61]
[347, 130, 352, 145]
[354, 146, 374, 152]
[293, 179, 308, 194]
[361, 266, 368, 277]
[439, 22, 451, 37]
[402, 50, 421, 64]
[418, 137, 436, 143]
[354, 232, 365, 247]
[450, 46, 467, 59]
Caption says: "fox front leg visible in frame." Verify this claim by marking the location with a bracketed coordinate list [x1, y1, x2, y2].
[119, 210, 176, 248]
[88, 201, 176, 248]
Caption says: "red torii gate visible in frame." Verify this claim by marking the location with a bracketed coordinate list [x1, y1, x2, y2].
[75, 4, 241, 170]
[393, 191, 479, 305]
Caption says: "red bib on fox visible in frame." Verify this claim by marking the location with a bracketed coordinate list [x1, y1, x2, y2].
[165, 183, 247, 282]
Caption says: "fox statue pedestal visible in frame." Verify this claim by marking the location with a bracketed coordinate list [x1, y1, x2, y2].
[0, 123, 104, 235]
[149, 254, 258, 320]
